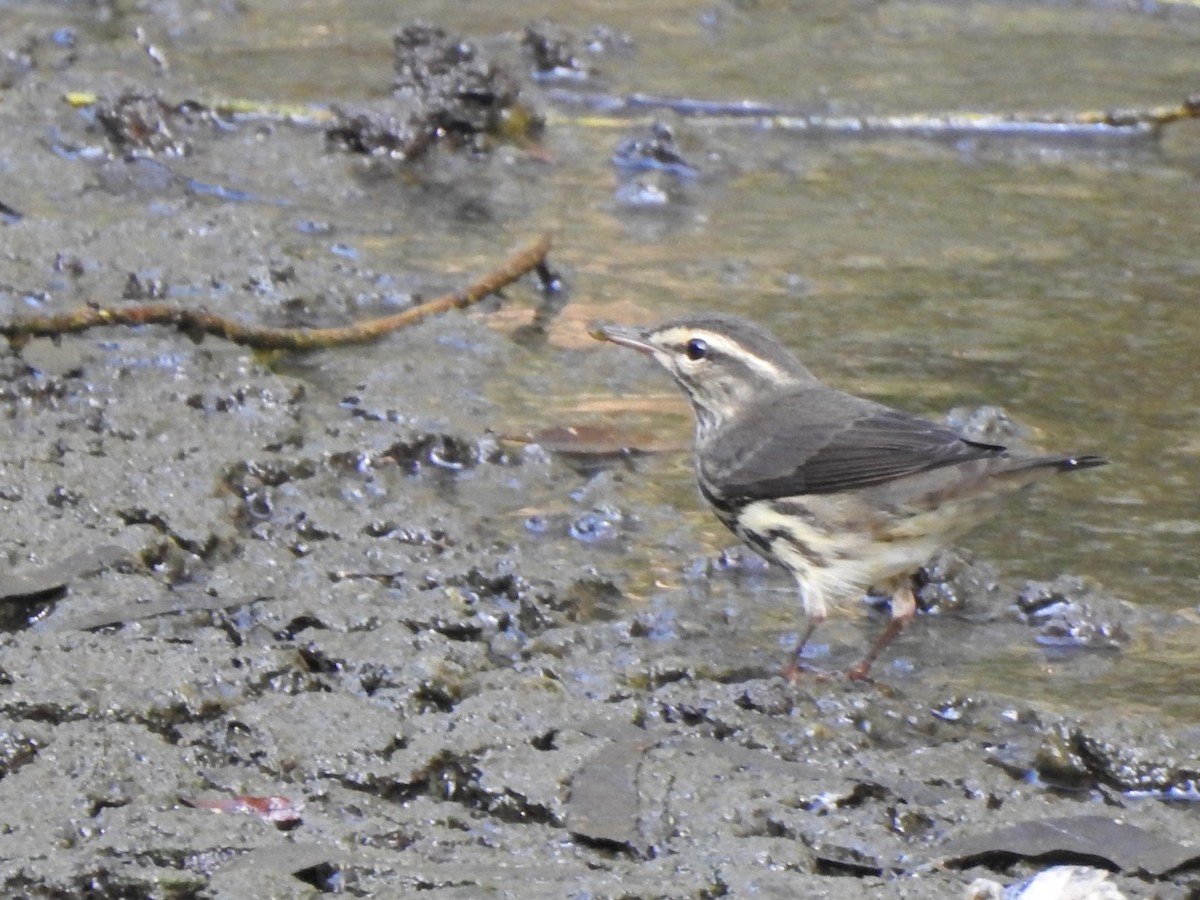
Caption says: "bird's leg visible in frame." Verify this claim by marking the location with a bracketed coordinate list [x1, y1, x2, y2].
[846, 582, 917, 682]
[781, 609, 827, 681]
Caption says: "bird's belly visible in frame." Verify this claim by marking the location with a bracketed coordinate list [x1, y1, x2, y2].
[728, 497, 951, 610]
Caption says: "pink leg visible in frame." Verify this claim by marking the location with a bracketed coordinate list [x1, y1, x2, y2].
[846, 583, 917, 681]
[781, 610, 827, 681]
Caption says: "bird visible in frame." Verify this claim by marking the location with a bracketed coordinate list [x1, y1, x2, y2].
[590, 313, 1106, 681]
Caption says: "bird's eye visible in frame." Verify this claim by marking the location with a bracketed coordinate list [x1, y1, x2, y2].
[685, 338, 708, 361]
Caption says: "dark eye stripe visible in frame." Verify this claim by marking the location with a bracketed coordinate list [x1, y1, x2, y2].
[670, 337, 772, 387]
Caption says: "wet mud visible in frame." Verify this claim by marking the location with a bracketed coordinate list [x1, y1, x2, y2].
[1, 3, 1198, 898]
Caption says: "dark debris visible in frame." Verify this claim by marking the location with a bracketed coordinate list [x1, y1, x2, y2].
[92, 91, 224, 157]
[612, 121, 698, 177]
[327, 24, 543, 161]
[1016, 576, 1128, 651]
[522, 24, 590, 83]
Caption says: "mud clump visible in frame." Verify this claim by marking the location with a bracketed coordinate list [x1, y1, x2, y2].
[93, 91, 222, 157]
[326, 24, 543, 160]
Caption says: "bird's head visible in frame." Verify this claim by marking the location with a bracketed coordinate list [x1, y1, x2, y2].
[590, 313, 818, 438]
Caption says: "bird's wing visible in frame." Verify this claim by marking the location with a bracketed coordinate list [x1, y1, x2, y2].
[700, 388, 1008, 500]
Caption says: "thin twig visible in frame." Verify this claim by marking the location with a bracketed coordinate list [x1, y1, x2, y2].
[2, 235, 553, 352]
[548, 91, 1200, 142]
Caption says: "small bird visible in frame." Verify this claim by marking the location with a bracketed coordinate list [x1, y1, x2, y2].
[591, 313, 1106, 680]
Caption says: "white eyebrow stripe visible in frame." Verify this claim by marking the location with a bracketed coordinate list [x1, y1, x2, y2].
[662, 329, 790, 382]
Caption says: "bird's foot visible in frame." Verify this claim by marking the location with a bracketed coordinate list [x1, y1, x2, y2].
[844, 662, 876, 683]
[780, 661, 836, 682]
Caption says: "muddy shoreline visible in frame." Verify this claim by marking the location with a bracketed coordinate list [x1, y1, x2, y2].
[1, 3, 1198, 897]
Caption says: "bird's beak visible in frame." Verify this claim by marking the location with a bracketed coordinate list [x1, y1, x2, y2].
[588, 322, 655, 354]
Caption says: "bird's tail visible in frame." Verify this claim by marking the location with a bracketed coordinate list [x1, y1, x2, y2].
[996, 453, 1108, 480]
[1051, 454, 1108, 473]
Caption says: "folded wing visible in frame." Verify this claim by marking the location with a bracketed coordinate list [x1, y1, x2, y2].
[700, 388, 1008, 500]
